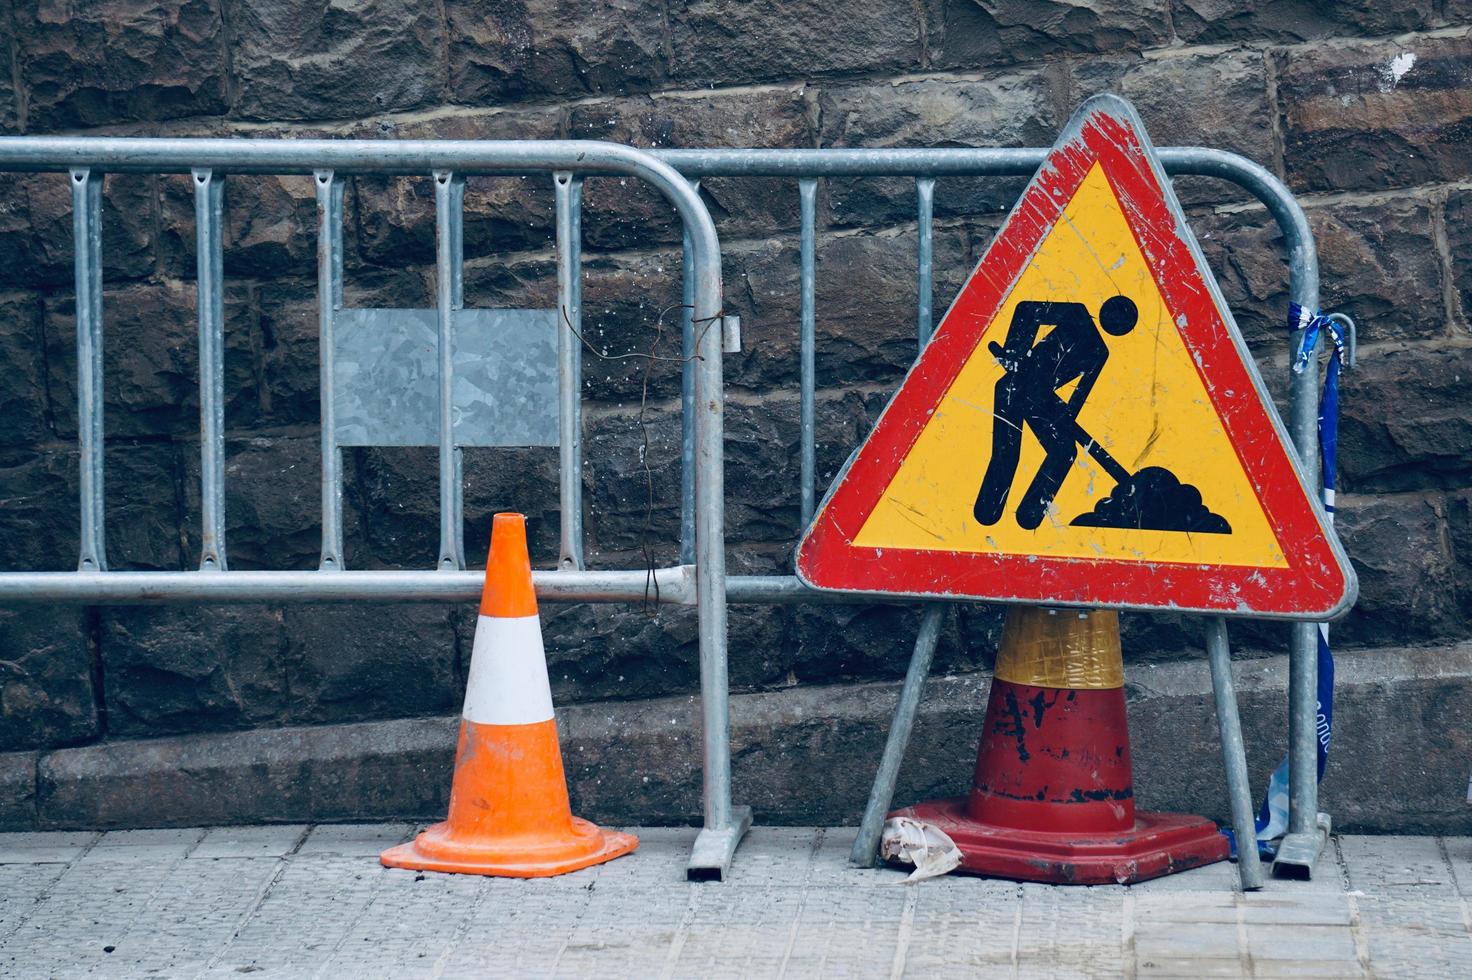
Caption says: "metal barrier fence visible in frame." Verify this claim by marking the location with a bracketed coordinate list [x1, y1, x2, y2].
[0, 137, 1337, 881]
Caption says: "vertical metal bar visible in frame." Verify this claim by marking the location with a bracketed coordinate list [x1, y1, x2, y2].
[690, 192, 736, 835]
[71, 167, 106, 573]
[193, 168, 227, 572]
[435, 170, 466, 571]
[850, 603, 945, 867]
[1205, 616, 1265, 891]
[679, 178, 701, 566]
[673, 170, 750, 880]
[798, 177, 817, 530]
[315, 169, 345, 571]
[915, 177, 935, 348]
[1284, 214, 1324, 854]
[555, 172, 586, 571]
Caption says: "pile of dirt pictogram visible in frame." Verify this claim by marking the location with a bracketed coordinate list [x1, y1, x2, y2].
[1070, 466, 1231, 534]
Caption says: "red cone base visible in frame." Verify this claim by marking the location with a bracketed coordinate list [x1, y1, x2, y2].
[891, 797, 1229, 885]
[884, 670, 1229, 885]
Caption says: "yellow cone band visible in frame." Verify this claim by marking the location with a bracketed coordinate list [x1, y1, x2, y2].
[992, 607, 1125, 690]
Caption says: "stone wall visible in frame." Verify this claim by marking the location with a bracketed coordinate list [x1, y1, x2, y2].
[1, 3, 1470, 823]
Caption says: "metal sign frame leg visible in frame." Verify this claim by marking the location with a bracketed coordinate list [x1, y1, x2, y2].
[1206, 617, 1265, 890]
[849, 603, 947, 867]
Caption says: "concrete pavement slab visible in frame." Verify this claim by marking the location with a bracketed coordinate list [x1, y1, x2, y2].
[0, 827, 1467, 977]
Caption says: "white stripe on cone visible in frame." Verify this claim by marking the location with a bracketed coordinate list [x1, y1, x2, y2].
[461, 614, 555, 726]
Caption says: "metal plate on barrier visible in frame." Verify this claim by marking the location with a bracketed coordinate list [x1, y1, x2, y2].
[333, 308, 559, 447]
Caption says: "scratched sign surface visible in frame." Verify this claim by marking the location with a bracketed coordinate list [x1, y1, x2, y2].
[795, 95, 1356, 619]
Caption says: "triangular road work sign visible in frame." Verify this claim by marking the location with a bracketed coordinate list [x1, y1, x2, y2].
[796, 95, 1356, 619]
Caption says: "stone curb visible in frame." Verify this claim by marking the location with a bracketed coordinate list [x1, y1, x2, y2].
[3, 641, 1469, 833]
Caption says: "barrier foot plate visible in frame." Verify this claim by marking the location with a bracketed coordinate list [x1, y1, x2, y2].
[686, 805, 753, 882]
[1273, 812, 1332, 880]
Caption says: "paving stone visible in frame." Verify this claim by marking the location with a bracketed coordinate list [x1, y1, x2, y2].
[0, 830, 96, 864]
[0, 824, 1465, 974]
[80, 827, 205, 864]
[200, 855, 388, 977]
[99, 855, 285, 977]
[0, 862, 68, 944]
[189, 824, 307, 860]
[295, 822, 416, 857]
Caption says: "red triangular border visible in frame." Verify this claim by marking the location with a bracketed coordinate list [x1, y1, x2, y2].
[795, 95, 1355, 620]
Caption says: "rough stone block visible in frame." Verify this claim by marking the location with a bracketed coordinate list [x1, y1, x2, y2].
[226, 0, 442, 120]
[580, 386, 883, 564]
[446, 0, 668, 103]
[1170, 0, 1438, 44]
[928, 0, 1170, 71]
[1068, 48, 1274, 203]
[569, 86, 813, 251]
[106, 440, 187, 571]
[0, 442, 184, 574]
[158, 172, 320, 282]
[667, 0, 921, 86]
[1449, 489, 1472, 625]
[281, 605, 459, 725]
[20, 642, 1472, 832]
[36, 715, 458, 828]
[0, 292, 51, 447]
[1309, 196, 1447, 344]
[1338, 347, 1472, 493]
[1333, 492, 1461, 647]
[0, 172, 158, 292]
[1440, 187, 1472, 327]
[0, 608, 96, 752]
[16, 0, 228, 130]
[343, 444, 559, 570]
[0, 751, 38, 830]
[349, 109, 563, 268]
[43, 279, 255, 439]
[0, 449, 75, 572]
[816, 71, 1058, 226]
[1278, 33, 1472, 193]
[735, 225, 974, 391]
[100, 605, 287, 737]
[1195, 195, 1447, 349]
[180, 435, 364, 571]
[0, 3, 17, 134]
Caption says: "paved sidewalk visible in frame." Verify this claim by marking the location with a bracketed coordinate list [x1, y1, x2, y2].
[1, 825, 1470, 977]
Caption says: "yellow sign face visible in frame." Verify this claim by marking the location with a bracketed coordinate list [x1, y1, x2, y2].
[853, 163, 1287, 568]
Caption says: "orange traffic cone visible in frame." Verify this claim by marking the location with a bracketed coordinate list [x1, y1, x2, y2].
[380, 512, 638, 877]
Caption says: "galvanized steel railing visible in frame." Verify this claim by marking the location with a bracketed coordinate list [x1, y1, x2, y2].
[0, 137, 1336, 881]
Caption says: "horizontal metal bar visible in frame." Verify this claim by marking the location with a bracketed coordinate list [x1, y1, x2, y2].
[0, 138, 1285, 187]
[655, 146, 1273, 179]
[0, 568, 1343, 611]
[0, 567, 698, 605]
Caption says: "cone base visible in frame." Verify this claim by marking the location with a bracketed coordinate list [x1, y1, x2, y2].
[891, 798, 1229, 886]
[380, 818, 638, 879]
